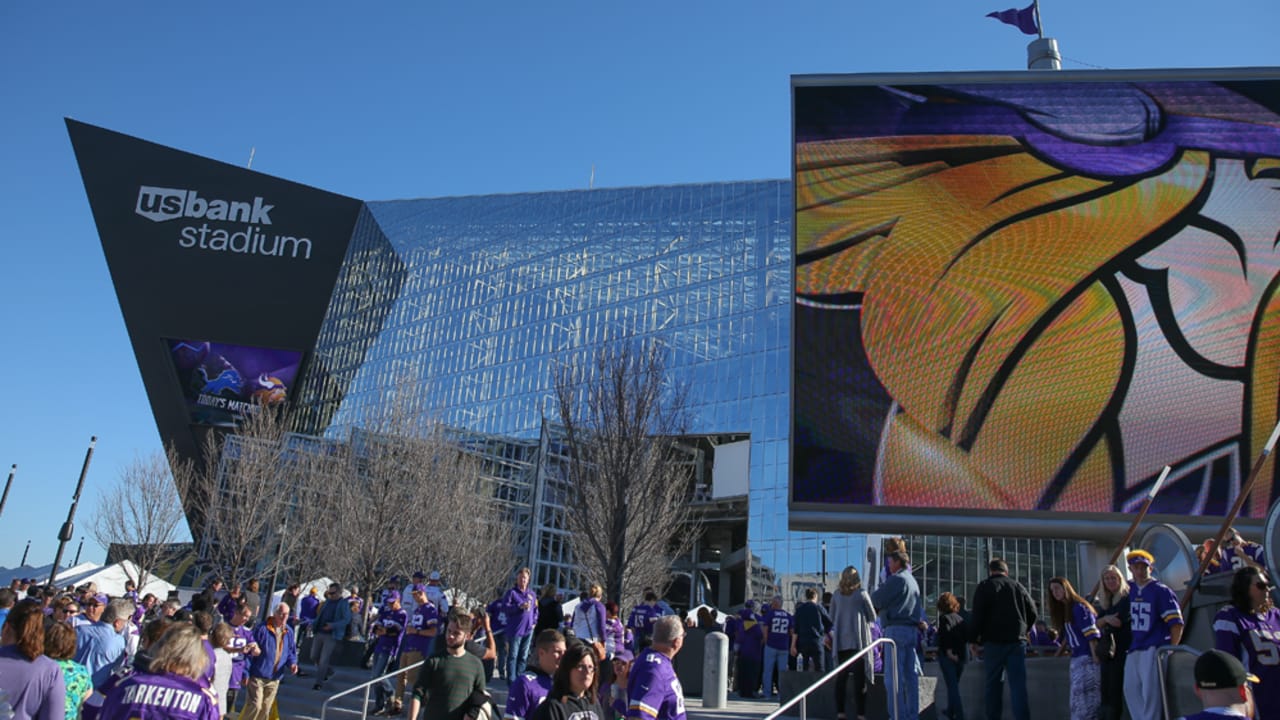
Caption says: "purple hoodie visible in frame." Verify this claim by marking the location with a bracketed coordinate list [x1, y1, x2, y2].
[502, 585, 539, 638]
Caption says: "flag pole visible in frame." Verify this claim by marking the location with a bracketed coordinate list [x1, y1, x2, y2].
[1033, 0, 1044, 39]
[1088, 466, 1169, 599]
[1180, 420, 1280, 609]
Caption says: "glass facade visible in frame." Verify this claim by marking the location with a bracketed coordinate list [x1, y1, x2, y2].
[291, 181, 864, 600]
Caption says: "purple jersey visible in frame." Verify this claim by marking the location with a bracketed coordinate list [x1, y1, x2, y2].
[403, 602, 439, 654]
[763, 609, 794, 651]
[1064, 603, 1100, 658]
[627, 647, 686, 720]
[503, 586, 539, 637]
[736, 617, 764, 661]
[489, 599, 509, 635]
[1128, 579, 1183, 652]
[628, 604, 660, 642]
[299, 593, 320, 622]
[99, 671, 219, 720]
[228, 623, 254, 689]
[1223, 543, 1267, 573]
[504, 668, 552, 720]
[217, 593, 241, 623]
[1213, 604, 1280, 720]
[605, 616, 628, 656]
[373, 607, 407, 655]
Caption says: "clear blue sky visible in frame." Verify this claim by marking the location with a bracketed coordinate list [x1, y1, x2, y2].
[1, 1, 1276, 569]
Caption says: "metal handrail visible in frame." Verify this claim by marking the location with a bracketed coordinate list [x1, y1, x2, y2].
[763, 637, 899, 720]
[1157, 644, 1201, 720]
[319, 658, 426, 720]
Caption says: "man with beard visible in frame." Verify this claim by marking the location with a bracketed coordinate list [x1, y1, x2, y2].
[409, 610, 489, 720]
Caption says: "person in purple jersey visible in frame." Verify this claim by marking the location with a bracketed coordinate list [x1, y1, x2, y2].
[371, 590, 408, 716]
[224, 600, 257, 712]
[488, 597, 509, 680]
[733, 604, 763, 699]
[1213, 566, 1280, 720]
[298, 587, 320, 635]
[502, 568, 540, 684]
[604, 602, 629, 659]
[99, 623, 218, 720]
[216, 583, 243, 623]
[1177, 649, 1259, 720]
[627, 591, 662, 652]
[761, 596, 793, 699]
[627, 616, 686, 720]
[505, 629, 565, 720]
[1047, 577, 1100, 720]
[1221, 528, 1268, 574]
[1124, 550, 1183, 720]
[396, 586, 440, 713]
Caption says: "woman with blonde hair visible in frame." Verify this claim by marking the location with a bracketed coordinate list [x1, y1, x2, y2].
[829, 566, 876, 720]
[1047, 577, 1100, 720]
[1093, 565, 1130, 720]
[100, 623, 218, 720]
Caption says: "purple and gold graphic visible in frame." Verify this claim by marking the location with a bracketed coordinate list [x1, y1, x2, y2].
[793, 76, 1280, 520]
[166, 338, 301, 427]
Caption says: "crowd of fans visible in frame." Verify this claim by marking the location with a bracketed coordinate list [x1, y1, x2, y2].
[0, 527, 1273, 720]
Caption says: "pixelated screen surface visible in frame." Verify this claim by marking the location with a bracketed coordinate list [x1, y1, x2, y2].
[166, 338, 301, 427]
[793, 72, 1280, 521]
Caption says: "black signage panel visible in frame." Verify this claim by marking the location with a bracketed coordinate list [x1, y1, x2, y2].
[66, 120, 362, 460]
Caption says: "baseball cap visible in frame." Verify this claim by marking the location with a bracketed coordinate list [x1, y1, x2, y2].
[612, 648, 634, 663]
[744, 599, 757, 610]
[1125, 550, 1154, 566]
[1195, 649, 1260, 689]
[83, 593, 109, 606]
[429, 571, 441, 581]
[413, 571, 426, 579]
[384, 590, 401, 603]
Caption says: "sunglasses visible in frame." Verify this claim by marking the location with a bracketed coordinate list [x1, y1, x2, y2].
[1257, 581, 1275, 591]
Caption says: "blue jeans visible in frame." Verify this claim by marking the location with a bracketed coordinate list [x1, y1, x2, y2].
[884, 624, 920, 720]
[494, 631, 509, 679]
[507, 632, 533, 682]
[371, 651, 395, 707]
[982, 641, 1029, 720]
[938, 654, 965, 720]
[763, 646, 789, 697]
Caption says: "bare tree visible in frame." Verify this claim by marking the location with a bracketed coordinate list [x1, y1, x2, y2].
[553, 340, 703, 606]
[178, 406, 311, 590]
[419, 437, 518, 610]
[89, 447, 191, 592]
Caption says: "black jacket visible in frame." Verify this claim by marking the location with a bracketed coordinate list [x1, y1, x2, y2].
[969, 574, 1037, 644]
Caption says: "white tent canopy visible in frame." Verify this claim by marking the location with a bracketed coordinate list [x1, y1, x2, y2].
[55, 560, 176, 599]
[0, 562, 100, 590]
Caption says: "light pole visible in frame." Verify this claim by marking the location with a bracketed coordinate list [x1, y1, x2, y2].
[821, 540, 827, 587]
[49, 437, 97, 588]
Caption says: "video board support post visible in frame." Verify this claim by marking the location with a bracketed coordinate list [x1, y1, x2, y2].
[1181, 420, 1280, 608]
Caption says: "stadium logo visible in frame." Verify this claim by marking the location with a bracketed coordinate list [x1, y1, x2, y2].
[136, 186, 273, 225]
[134, 186, 312, 260]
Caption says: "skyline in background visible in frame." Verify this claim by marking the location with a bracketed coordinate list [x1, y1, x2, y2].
[2, 1, 1277, 570]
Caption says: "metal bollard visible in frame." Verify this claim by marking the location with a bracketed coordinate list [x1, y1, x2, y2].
[702, 631, 729, 708]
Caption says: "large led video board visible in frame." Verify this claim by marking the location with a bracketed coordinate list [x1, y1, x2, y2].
[792, 69, 1280, 538]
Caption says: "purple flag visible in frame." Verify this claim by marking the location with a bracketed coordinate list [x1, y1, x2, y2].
[987, 4, 1039, 35]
